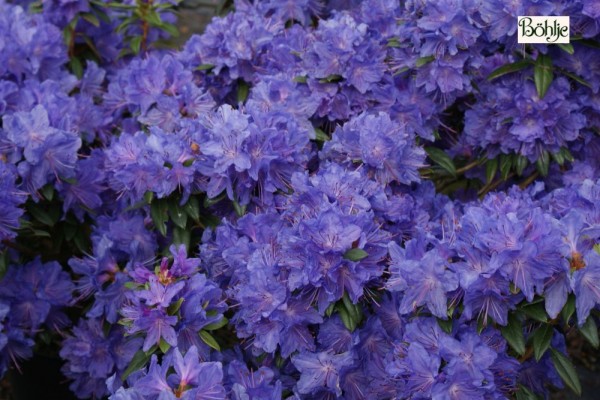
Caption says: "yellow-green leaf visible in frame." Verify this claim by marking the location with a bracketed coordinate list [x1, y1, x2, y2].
[199, 330, 221, 351]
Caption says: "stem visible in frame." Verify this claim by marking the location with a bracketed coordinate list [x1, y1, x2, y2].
[518, 346, 534, 363]
[455, 159, 483, 175]
[140, 0, 154, 53]
[141, 20, 149, 52]
[68, 26, 75, 58]
[1, 239, 37, 256]
[519, 171, 540, 190]
[478, 173, 515, 198]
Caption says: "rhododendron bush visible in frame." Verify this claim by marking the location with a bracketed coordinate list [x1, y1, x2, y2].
[1, 0, 600, 398]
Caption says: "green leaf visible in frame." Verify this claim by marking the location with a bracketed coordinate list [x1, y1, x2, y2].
[237, 80, 249, 103]
[199, 330, 221, 351]
[172, 227, 190, 249]
[387, 38, 401, 48]
[150, 199, 168, 236]
[534, 54, 553, 99]
[233, 201, 246, 217]
[63, 223, 77, 241]
[551, 150, 565, 166]
[123, 281, 141, 290]
[556, 43, 574, 54]
[203, 317, 228, 331]
[117, 48, 133, 60]
[337, 304, 356, 332]
[560, 147, 574, 163]
[342, 293, 362, 323]
[314, 128, 329, 142]
[561, 295, 576, 324]
[318, 74, 343, 83]
[91, 5, 111, 23]
[558, 68, 593, 89]
[63, 26, 73, 47]
[515, 155, 528, 176]
[144, 191, 154, 204]
[556, 43, 575, 55]
[28, 1, 43, 13]
[121, 350, 151, 381]
[393, 67, 409, 76]
[168, 200, 188, 229]
[130, 36, 142, 55]
[73, 232, 89, 253]
[578, 38, 600, 49]
[550, 348, 582, 396]
[183, 196, 200, 223]
[196, 63, 215, 71]
[81, 12, 100, 27]
[499, 154, 513, 181]
[536, 150, 550, 177]
[69, 57, 84, 79]
[579, 317, 599, 348]
[28, 204, 57, 227]
[343, 248, 368, 262]
[532, 324, 553, 361]
[158, 22, 179, 37]
[159, 338, 171, 353]
[501, 314, 526, 356]
[167, 298, 184, 315]
[325, 302, 336, 317]
[116, 17, 136, 34]
[293, 75, 308, 83]
[521, 302, 548, 323]
[425, 147, 456, 177]
[40, 185, 54, 201]
[32, 229, 51, 238]
[437, 318, 453, 334]
[204, 192, 226, 208]
[486, 158, 498, 183]
[105, 2, 136, 9]
[144, 10, 162, 26]
[487, 60, 532, 81]
[0, 252, 7, 280]
[595, 243, 600, 255]
[515, 385, 541, 400]
[415, 55, 434, 68]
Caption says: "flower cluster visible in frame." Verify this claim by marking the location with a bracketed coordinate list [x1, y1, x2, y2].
[0, 163, 25, 242]
[1, 0, 600, 399]
[464, 56, 587, 161]
[0, 258, 74, 375]
[107, 346, 226, 400]
[122, 245, 226, 356]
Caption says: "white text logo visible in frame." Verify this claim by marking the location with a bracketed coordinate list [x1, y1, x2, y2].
[517, 16, 570, 44]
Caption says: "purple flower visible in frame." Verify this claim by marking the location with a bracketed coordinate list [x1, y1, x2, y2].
[387, 240, 458, 319]
[0, 162, 25, 242]
[439, 332, 497, 381]
[125, 307, 178, 352]
[172, 345, 202, 387]
[134, 355, 173, 397]
[322, 111, 425, 186]
[464, 61, 586, 161]
[228, 360, 282, 400]
[2, 104, 81, 193]
[60, 319, 142, 399]
[573, 252, 600, 325]
[0, 258, 74, 332]
[138, 277, 185, 308]
[292, 350, 353, 396]
[404, 342, 441, 397]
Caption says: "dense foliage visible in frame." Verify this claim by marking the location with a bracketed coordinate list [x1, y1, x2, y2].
[1, 0, 600, 399]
